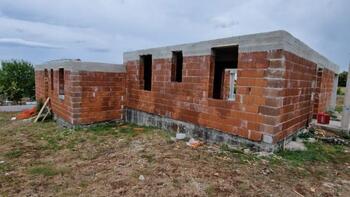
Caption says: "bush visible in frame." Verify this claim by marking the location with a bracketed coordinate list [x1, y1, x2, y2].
[337, 87, 344, 95]
[0, 60, 35, 102]
[338, 71, 348, 87]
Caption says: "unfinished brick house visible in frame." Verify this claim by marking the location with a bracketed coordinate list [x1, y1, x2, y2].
[35, 30, 339, 151]
[35, 60, 125, 125]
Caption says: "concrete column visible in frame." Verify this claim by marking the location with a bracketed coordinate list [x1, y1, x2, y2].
[341, 64, 350, 133]
[329, 74, 338, 110]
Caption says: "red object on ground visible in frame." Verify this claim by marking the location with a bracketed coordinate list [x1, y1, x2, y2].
[317, 112, 330, 124]
[16, 107, 37, 120]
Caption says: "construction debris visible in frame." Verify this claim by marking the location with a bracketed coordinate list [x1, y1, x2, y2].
[138, 175, 145, 181]
[316, 136, 349, 145]
[15, 106, 36, 120]
[175, 133, 186, 140]
[186, 138, 203, 148]
[284, 141, 307, 151]
[34, 97, 51, 123]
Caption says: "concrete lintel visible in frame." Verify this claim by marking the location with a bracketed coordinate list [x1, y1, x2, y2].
[123, 30, 339, 73]
[35, 59, 126, 73]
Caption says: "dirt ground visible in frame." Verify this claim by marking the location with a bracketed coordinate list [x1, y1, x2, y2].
[1, 112, 350, 196]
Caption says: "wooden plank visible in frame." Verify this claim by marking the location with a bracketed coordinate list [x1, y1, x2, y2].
[41, 107, 51, 122]
[34, 97, 50, 123]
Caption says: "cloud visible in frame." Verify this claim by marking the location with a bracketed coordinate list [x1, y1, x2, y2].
[0, 0, 348, 71]
[211, 15, 239, 29]
[0, 38, 62, 49]
[87, 47, 111, 53]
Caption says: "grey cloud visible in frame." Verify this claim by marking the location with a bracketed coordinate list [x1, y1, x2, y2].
[0, 38, 63, 49]
[0, 0, 348, 71]
[87, 47, 111, 53]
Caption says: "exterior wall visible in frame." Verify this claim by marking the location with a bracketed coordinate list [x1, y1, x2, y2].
[35, 70, 46, 101]
[35, 69, 126, 125]
[125, 49, 335, 144]
[35, 70, 75, 124]
[314, 68, 335, 114]
[271, 51, 318, 142]
[125, 50, 286, 143]
[76, 71, 126, 124]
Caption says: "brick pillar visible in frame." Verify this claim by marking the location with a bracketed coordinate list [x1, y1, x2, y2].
[341, 64, 350, 133]
[329, 74, 338, 110]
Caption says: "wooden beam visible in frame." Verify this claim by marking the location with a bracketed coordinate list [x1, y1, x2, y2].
[34, 97, 50, 123]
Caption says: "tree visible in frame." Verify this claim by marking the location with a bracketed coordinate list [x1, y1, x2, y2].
[0, 60, 35, 102]
[338, 71, 348, 87]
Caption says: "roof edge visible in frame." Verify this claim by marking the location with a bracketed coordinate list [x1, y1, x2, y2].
[35, 59, 125, 73]
[123, 30, 339, 73]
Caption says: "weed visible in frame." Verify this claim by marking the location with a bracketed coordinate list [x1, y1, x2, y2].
[335, 105, 343, 113]
[0, 162, 12, 173]
[205, 185, 216, 197]
[141, 154, 155, 163]
[219, 144, 258, 163]
[5, 149, 23, 158]
[29, 165, 69, 176]
[276, 142, 347, 165]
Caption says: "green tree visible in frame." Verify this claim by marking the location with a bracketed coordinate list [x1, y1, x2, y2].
[0, 60, 35, 102]
[338, 71, 348, 87]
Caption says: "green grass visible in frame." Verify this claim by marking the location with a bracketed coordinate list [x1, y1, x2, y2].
[276, 142, 347, 165]
[0, 162, 12, 173]
[335, 105, 343, 113]
[337, 87, 346, 95]
[5, 149, 23, 158]
[219, 144, 258, 163]
[83, 123, 152, 138]
[28, 165, 69, 177]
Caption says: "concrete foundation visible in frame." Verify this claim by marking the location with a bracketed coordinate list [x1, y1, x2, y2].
[54, 114, 121, 129]
[125, 108, 300, 152]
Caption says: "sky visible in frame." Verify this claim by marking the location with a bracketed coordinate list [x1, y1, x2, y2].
[0, 0, 349, 71]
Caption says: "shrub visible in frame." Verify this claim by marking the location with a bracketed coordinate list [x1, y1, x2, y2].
[0, 60, 35, 102]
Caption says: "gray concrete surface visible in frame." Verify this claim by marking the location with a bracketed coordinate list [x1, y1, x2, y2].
[330, 74, 339, 110]
[124, 108, 300, 152]
[341, 64, 350, 133]
[35, 59, 125, 73]
[124, 30, 339, 73]
[0, 104, 36, 112]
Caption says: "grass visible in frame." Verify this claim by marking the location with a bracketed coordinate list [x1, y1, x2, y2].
[337, 87, 346, 95]
[336, 94, 345, 113]
[29, 165, 70, 177]
[0, 162, 12, 173]
[1, 111, 350, 196]
[276, 142, 347, 165]
[219, 144, 259, 163]
[5, 149, 23, 158]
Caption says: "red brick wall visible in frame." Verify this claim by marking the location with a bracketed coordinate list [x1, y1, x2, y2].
[271, 51, 318, 142]
[35, 70, 125, 125]
[36, 70, 74, 123]
[125, 51, 284, 142]
[314, 68, 334, 114]
[35, 71, 46, 101]
[125, 49, 335, 144]
[76, 72, 126, 124]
